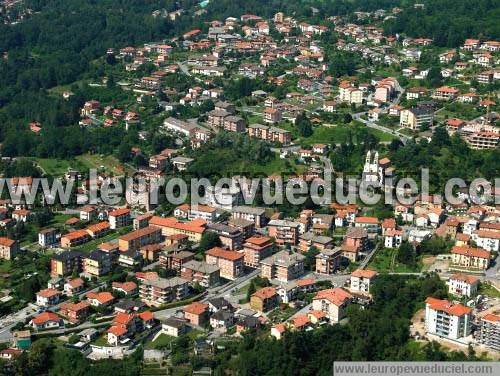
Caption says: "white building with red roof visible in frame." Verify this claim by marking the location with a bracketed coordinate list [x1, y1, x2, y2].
[424, 297, 472, 340]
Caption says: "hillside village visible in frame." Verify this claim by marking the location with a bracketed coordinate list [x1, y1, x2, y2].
[0, 1, 499, 374]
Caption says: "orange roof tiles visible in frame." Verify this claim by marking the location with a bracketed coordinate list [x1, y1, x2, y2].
[351, 269, 377, 279]
[313, 288, 352, 306]
[139, 311, 154, 321]
[425, 297, 472, 317]
[32, 312, 60, 325]
[451, 246, 490, 259]
[449, 273, 479, 284]
[355, 216, 379, 224]
[184, 301, 209, 315]
[0, 237, 15, 247]
[37, 288, 60, 298]
[109, 208, 130, 217]
[108, 325, 127, 337]
[252, 287, 277, 300]
[291, 314, 310, 328]
[86, 291, 114, 304]
[206, 247, 244, 261]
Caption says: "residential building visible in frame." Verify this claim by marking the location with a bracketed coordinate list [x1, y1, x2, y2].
[139, 276, 189, 307]
[162, 317, 187, 337]
[38, 228, 57, 247]
[36, 289, 61, 307]
[180, 260, 220, 288]
[447, 274, 480, 297]
[315, 247, 342, 274]
[183, 302, 209, 326]
[400, 107, 434, 129]
[350, 269, 377, 294]
[79, 205, 98, 221]
[451, 246, 490, 270]
[231, 206, 266, 228]
[50, 251, 84, 277]
[260, 250, 305, 282]
[0, 237, 19, 260]
[424, 297, 472, 340]
[59, 301, 91, 323]
[149, 216, 206, 242]
[83, 250, 112, 277]
[250, 287, 278, 312]
[30, 312, 63, 330]
[243, 236, 273, 268]
[477, 314, 500, 351]
[205, 247, 244, 280]
[206, 222, 243, 250]
[267, 219, 300, 246]
[86, 292, 114, 307]
[312, 288, 353, 323]
[60, 229, 91, 248]
[118, 226, 162, 252]
[108, 208, 131, 229]
[63, 278, 84, 296]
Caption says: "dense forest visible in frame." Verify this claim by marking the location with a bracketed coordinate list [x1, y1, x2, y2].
[384, 0, 500, 47]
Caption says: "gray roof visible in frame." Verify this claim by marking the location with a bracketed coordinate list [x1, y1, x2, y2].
[143, 276, 189, 289]
[260, 250, 305, 267]
[182, 260, 219, 274]
[162, 316, 187, 329]
[232, 206, 266, 216]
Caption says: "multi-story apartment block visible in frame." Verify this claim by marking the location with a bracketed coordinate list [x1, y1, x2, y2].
[139, 276, 189, 307]
[451, 246, 490, 270]
[205, 247, 244, 280]
[51, 251, 84, 277]
[315, 247, 342, 275]
[108, 208, 131, 229]
[149, 216, 206, 242]
[180, 260, 220, 288]
[118, 226, 162, 252]
[0, 237, 19, 260]
[83, 250, 113, 277]
[243, 236, 273, 268]
[476, 314, 499, 351]
[260, 250, 305, 282]
[38, 228, 57, 247]
[231, 206, 266, 228]
[350, 269, 377, 294]
[424, 297, 472, 340]
[400, 107, 434, 129]
[267, 219, 300, 246]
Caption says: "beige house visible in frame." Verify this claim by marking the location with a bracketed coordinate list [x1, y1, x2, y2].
[311, 288, 353, 323]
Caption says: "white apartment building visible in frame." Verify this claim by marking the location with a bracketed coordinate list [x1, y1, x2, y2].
[424, 297, 472, 340]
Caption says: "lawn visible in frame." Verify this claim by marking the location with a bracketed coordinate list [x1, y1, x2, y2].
[73, 227, 131, 253]
[368, 247, 422, 273]
[35, 158, 86, 176]
[144, 333, 175, 349]
[75, 154, 133, 175]
[300, 124, 396, 146]
[478, 282, 500, 298]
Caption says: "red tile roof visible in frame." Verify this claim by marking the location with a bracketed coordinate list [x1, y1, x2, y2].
[313, 288, 352, 306]
[32, 311, 60, 325]
[184, 302, 209, 315]
[425, 297, 472, 317]
[351, 269, 377, 279]
[451, 246, 490, 259]
[206, 247, 244, 261]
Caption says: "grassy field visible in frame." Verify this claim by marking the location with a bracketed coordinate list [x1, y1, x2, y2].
[478, 282, 500, 298]
[144, 333, 175, 349]
[368, 247, 422, 273]
[300, 124, 396, 146]
[35, 154, 132, 176]
[76, 154, 133, 175]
